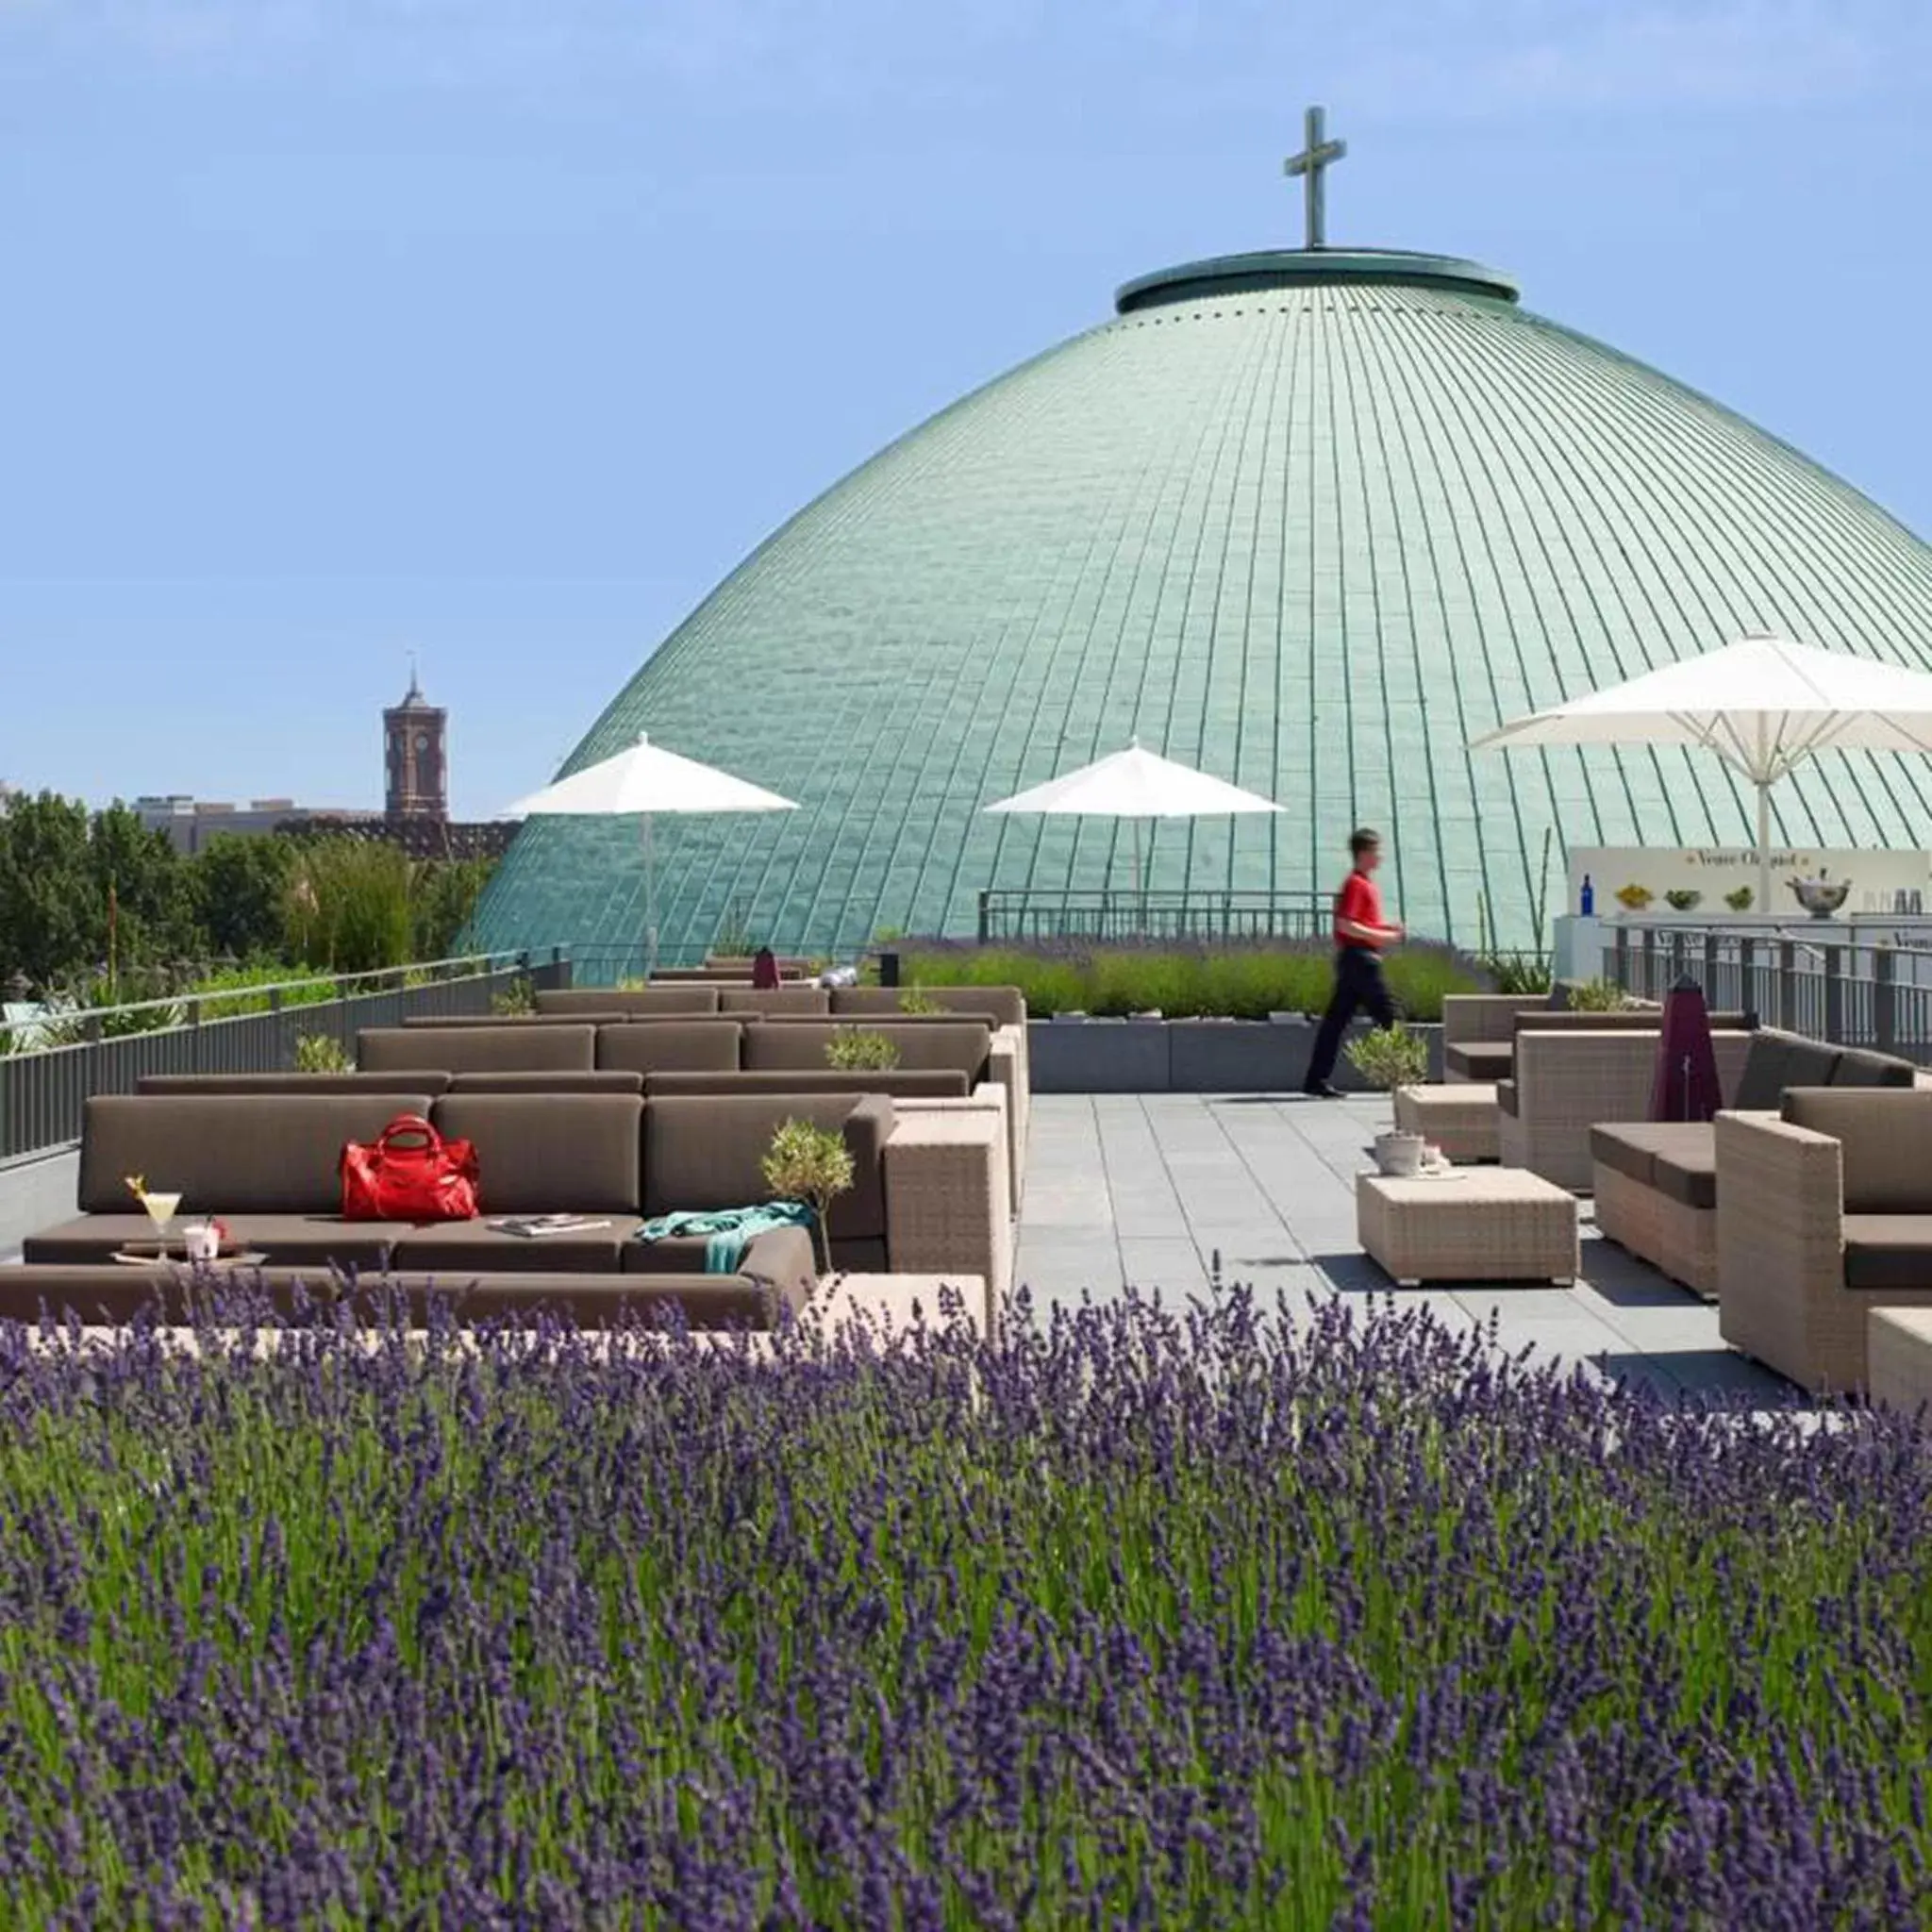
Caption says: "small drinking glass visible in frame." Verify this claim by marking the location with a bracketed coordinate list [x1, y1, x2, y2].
[142, 1191, 183, 1257]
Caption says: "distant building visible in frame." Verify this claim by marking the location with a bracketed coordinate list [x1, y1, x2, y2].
[132, 674, 513, 862]
[135, 794, 375, 856]
[384, 669, 447, 823]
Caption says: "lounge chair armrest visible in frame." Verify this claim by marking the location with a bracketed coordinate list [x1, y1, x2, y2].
[1441, 994, 1549, 1048]
[1714, 1110, 1846, 1389]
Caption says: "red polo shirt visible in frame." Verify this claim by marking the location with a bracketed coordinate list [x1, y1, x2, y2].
[1335, 868, 1383, 949]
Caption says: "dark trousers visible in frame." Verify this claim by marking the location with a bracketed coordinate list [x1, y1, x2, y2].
[1307, 946, 1397, 1087]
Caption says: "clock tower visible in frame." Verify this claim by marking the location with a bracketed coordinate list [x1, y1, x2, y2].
[383, 665, 448, 823]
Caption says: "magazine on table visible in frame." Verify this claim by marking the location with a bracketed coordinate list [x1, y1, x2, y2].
[489, 1214, 614, 1239]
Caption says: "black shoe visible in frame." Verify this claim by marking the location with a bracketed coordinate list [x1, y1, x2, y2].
[1301, 1080, 1343, 1099]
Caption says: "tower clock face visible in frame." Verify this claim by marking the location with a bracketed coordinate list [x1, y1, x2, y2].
[414, 733, 430, 753]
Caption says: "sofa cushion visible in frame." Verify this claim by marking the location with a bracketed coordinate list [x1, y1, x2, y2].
[596, 1022, 743, 1075]
[76, 1092, 439, 1216]
[1588, 1124, 1716, 1206]
[536, 987, 722, 1016]
[832, 985, 1027, 1029]
[1830, 1048, 1917, 1089]
[138, 1073, 454, 1096]
[719, 988, 831, 1015]
[1842, 1216, 1932, 1291]
[1589, 1125, 1657, 1187]
[1731, 1032, 1840, 1110]
[1446, 1042, 1513, 1081]
[644, 1069, 971, 1100]
[25, 1213, 409, 1268]
[1495, 1079, 1519, 1119]
[1783, 1089, 1932, 1213]
[359, 1025, 596, 1074]
[742, 1021, 991, 1079]
[393, 1216, 642, 1274]
[448, 1071, 645, 1095]
[641, 1093, 891, 1242]
[429, 1094, 644, 1213]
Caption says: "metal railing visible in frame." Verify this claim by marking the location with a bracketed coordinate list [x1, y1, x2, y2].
[0, 952, 569, 1161]
[1608, 921, 1932, 1065]
[976, 889, 1330, 948]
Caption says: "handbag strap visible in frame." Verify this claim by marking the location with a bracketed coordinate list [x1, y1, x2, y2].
[374, 1114, 441, 1158]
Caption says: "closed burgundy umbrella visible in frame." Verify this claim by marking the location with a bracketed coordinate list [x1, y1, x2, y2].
[1650, 976, 1723, 1123]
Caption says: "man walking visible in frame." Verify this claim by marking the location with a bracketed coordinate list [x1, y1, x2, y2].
[1303, 826, 1403, 1099]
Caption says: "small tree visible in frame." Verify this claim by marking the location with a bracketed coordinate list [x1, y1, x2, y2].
[491, 975, 536, 1016]
[1567, 977, 1634, 1013]
[825, 1026, 901, 1071]
[293, 1033, 352, 1073]
[1344, 1024, 1430, 1092]
[761, 1119, 855, 1274]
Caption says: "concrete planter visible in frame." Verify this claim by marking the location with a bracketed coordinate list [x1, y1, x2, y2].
[1028, 1018, 1443, 1094]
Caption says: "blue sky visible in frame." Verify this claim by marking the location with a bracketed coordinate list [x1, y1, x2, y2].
[3, 0, 1929, 818]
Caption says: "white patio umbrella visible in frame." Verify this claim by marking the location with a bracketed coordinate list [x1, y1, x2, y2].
[983, 739, 1282, 901]
[507, 733, 795, 975]
[1470, 633, 1932, 914]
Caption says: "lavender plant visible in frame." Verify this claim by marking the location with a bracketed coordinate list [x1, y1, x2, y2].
[0, 1285, 1926, 1925]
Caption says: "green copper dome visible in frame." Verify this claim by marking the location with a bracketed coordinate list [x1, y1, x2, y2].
[474, 244, 1932, 964]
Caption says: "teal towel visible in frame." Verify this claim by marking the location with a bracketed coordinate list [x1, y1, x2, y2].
[635, 1201, 816, 1274]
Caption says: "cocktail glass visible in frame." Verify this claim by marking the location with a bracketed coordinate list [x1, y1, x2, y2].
[142, 1191, 183, 1257]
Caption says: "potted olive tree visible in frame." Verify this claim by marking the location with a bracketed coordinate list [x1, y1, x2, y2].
[761, 1119, 856, 1275]
[1344, 1024, 1432, 1176]
[825, 1027, 902, 1072]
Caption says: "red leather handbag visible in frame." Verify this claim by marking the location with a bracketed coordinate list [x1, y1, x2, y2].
[341, 1114, 479, 1223]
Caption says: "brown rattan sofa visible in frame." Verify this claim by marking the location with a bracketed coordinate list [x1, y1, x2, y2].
[17, 1083, 1009, 1317]
[1591, 1031, 1914, 1295]
[1715, 1089, 1932, 1391]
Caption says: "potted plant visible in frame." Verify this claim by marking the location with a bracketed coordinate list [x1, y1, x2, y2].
[895, 986, 944, 1016]
[825, 1026, 901, 1071]
[1344, 1025, 1432, 1175]
[1663, 889, 1703, 912]
[761, 1119, 855, 1275]
[1614, 883, 1654, 913]
[1566, 977, 1634, 1013]
[1724, 886, 1756, 912]
[293, 1033, 352, 1073]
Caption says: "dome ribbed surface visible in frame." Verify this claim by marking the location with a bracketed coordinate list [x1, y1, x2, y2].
[475, 252, 1932, 961]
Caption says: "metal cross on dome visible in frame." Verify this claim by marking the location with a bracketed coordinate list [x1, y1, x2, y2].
[1283, 104, 1346, 249]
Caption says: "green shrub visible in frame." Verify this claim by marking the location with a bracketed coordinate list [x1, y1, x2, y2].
[491, 976, 537, 1017]
[292, 1033, 352, 1074]
[283, 840, 412, 975]
[1567, 977, 1635, 1013]
[825, 1027, 901, 1071]
[189, 960, 336, 1020]
[1345, 1024, 1430, 1091]
[901, 944, 1484, 1022]
[894, 986, 943, 1016]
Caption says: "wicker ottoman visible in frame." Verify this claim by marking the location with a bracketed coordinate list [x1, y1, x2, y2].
[1868, 1308, 1932, 1413]
[1357, 1168, 1578, 1287]
[1392, 1083, 1500, 1163]
[884, 1112, 1013, 1317]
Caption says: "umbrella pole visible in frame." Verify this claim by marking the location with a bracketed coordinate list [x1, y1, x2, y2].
[643, 812, 658, 980]
[1757, 780, 1772, 924]
[1133, 819, 1144, 938]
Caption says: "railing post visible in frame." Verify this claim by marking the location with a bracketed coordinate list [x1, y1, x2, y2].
[1611, 923, 1628, 992]
[1874, 945, 1897, 1056]
[1739, 936, 1757, 1022]
[977, 890, 990, 944]
[1824, 945, 1845, 1045]
[1701, 931, 1719, 1000]
[1776, 940, 1796, 1032]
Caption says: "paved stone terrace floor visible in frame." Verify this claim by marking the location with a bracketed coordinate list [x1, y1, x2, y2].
[1017, 1092, 1793, 1409]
